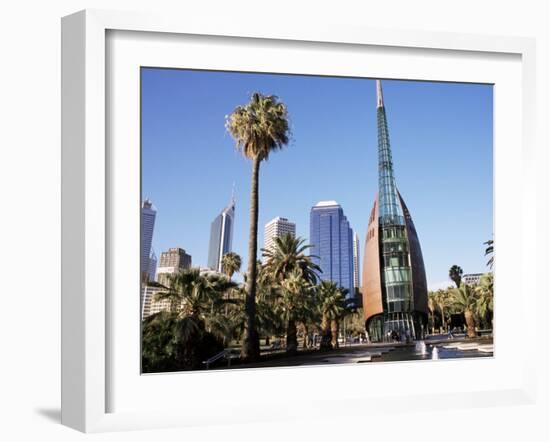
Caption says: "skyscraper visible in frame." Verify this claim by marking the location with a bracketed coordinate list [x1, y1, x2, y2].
[362, 80, 428, 342]
[148, 249, 157, 282]
[140, 199, 156, 282]
[263, 217, 296, 258]
[310, 201, 354, 296]
[353, 232, 361, 291]
[207, 196, 235, 272]
[156, 247, 192, 287]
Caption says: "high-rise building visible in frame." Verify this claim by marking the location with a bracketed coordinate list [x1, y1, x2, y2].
[362, 80, 428, 342]
[462, 273, 484, 286]
[353, 232, 361, 291]
[148, 249, 158, 282]
[310, 201, 354, 296]
[263, 217, 296, 258]
[140, 199, 156, 282]
[156, 247, 192, 287]
[207, 196, 235, 272]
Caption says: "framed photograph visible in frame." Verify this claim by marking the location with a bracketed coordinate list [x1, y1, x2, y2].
[61, 9, 537, 432]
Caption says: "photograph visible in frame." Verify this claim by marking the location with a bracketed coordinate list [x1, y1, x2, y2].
[139, 68, 494, 373]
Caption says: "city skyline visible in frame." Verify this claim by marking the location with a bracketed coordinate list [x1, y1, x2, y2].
[142, 69, 493, 289]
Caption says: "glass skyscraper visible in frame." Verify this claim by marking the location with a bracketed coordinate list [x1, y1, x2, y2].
[310, 201, 354, 297]
[207, 196, 235, 272]
[362, 80, 428, 342]
[140, 199, 156, 282]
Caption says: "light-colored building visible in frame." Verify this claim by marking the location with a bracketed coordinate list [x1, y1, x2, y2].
[156, 247, 192, 287]
[141, 267, 228, 320]
[140, 199, 156, 282]
[353, 232, 361, 290]
[462, 273, 484, 286]
[141, 284, 171, 320]
[263, 217, 296, 258]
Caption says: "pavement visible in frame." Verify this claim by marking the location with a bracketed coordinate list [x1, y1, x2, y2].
[210, 336, 493, 370]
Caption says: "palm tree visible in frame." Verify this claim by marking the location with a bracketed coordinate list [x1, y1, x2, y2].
[317, 281, 346, 351]
[449, 265, 463, 288]
[451, 284, 479, 338]
[226, 93, 291, 360]
[484, 239, 494, 269]
[433, 289, 449, 333]
[155, 268, 236, 320]
[279, 268, 313, 353]
[475, 273, 494, 329]
[262, 233, 321, 284]
[221, 252, 242, 279]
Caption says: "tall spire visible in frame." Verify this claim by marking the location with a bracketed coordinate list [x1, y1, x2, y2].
[376, 79, 384, 108]
[376, 79, 403, 226]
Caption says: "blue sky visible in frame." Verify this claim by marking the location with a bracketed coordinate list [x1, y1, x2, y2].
[141, 68, 493, 289]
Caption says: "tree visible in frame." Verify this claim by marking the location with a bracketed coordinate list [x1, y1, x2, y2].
[449, 265, 463, 288]
[484, 239, 494, 269]
[262, 233, 321, 284]
[450, 284, 479, 338]
[262, 234, 321, 353]
[475, 273, 494, 329]
[226, 93, 291, 360]
[221, 252, 242, 279]
[317, 281, 347, 351]
[427, 291, 437, 334]
[279, 269, 314, 353]
[433, 289, 450, 333]
[155, 268, 236, 320]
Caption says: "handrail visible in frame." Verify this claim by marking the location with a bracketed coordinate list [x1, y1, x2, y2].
[202, 348, 239, 369]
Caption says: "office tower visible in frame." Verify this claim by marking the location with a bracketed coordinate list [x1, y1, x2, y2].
[353, 232, 361, 291]
[156, 247, 192, 287]
[140, 199, 156, 282]
[263, 217, 296, 258]
[148, 249, 157, 282]
[362, 80, 428, 342]
[309, 201, 354, 296]
[207, 196, 235, 272]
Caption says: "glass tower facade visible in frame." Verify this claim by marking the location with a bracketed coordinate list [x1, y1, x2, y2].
[140, 199, 156, 282]
[310, 201, 354, 297]
[207, 197, 235, 272]
[363, 80, 428, 341]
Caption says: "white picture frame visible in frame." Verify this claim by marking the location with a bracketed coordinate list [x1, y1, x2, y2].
[61, 9, 537, 433]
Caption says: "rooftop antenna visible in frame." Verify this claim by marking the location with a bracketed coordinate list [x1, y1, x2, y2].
[231, 181, 236, 205]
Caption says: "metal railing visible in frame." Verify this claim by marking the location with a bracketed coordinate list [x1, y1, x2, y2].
[202, 348, 240, 369]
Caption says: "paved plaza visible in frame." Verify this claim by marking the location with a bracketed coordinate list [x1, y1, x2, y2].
[211, 336, 494, 370]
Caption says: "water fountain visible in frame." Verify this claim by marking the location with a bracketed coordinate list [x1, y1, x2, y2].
[432, 346, 439, 360]
[415, 340, 427, 356]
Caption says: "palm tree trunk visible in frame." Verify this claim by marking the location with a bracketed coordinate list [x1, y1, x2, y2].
[241, 157, 261, 361]
[464, 310, 476, 338]
[440, 308, 445, 333]
[320, 315, 332, 351]
[286, 319, 298, 354]
[331, 319, 339, 349]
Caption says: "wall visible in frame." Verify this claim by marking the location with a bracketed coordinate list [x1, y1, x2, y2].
[0, 1, 548, 440]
